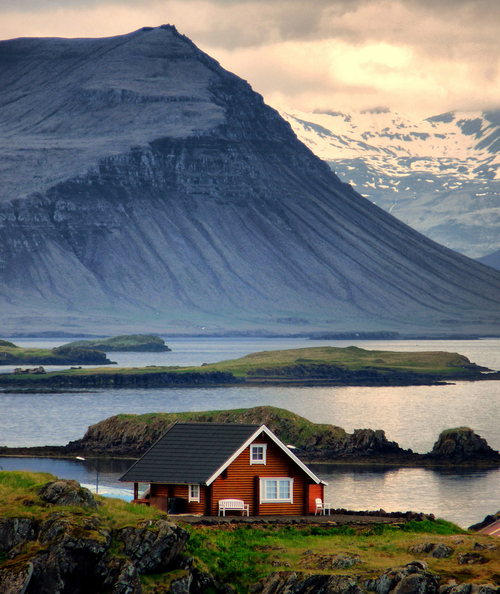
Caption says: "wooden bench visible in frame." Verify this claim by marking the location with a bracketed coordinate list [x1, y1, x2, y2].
[218, 498, 250, 516]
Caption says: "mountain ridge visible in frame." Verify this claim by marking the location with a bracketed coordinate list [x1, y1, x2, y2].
[1, 26, 500, 335]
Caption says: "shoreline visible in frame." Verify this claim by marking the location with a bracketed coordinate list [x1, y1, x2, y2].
[2, 445, 500, 469]
[1, 369, 498, 391]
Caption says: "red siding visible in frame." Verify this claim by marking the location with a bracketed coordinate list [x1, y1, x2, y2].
[149, 483, 208, 515]
[210, 434, 315, 516]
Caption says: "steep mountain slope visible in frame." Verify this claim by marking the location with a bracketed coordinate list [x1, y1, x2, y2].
[280, 109, 500, 258]
[1, 25, 500, 335]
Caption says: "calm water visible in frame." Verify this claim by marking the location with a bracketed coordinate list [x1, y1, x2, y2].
[1, 337, 500, 528]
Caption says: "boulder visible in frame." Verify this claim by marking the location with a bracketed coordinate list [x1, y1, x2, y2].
[407, 542, 453, 558]
[38, 479, 98, 509]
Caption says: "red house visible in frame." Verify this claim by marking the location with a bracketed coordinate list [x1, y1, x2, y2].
[120, 422, 326, 516]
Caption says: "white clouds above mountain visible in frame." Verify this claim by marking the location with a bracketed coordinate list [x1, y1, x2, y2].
[0, 0, 498, 117]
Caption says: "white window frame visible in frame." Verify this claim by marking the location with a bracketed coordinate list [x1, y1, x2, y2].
[188, 484, 200, 503]
[259, 478, 294, 503]
[250, 443, 267, 465]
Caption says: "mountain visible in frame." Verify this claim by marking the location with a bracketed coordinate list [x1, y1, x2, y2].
[1, 25, 500, 335]
[280, 108, 500, 259]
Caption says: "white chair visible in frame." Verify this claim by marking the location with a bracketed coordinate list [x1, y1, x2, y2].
[315, 498, 331, 515]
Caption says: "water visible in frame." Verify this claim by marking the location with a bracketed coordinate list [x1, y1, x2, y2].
[1, 337, 500, 528]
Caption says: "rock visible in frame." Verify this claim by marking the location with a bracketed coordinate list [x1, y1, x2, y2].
[430, 544, 454, 559]
[333, 428, 412, 458]
[408, 542, 454, 558]
[457, 553, 489, 565]
[259, 571, 364, 594]
[118, 519, 189, 573]
[440, 584, 472, 594]
[469, 511, 500, 532]
[0, 562, 33, 594]
[38, 479, 98, 509]
[0, 518, 36, 553]
[365, 561, 440, 594]
[426, 428, 500, 462]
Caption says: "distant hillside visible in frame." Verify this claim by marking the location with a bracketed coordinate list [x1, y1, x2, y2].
[1, 26, 500, 335]
[477, 250, 500, 271]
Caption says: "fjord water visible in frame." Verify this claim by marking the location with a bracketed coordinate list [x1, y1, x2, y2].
[1, 337, 500, 528]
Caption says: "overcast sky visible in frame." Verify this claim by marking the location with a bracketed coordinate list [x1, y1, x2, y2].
[1, 0, 498, 118]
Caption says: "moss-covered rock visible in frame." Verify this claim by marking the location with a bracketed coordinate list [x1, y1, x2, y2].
[426, 428, 500, 462]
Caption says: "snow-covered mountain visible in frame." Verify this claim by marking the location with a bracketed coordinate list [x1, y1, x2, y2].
[280, 108, 500, 258]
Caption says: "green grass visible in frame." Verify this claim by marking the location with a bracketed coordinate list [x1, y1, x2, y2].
[0, 345, 483, 383]
[197, 346, 479, 377]
[1, 472, 500, 593]
[183, 520, 491, 593]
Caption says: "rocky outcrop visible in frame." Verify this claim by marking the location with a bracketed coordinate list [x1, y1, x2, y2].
[0, 479, 190, 594]
[332, 429, 411, 458]
[119, 519, 189, 573]
[257, 562, 441, 594]
[425, 428, 500, 462]
[469, 512, 500, 532]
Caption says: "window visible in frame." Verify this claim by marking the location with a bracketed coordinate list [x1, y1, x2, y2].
[188, 484, 200, 503]
[250, 443, 267, 465]
[260, 478, 294, 503]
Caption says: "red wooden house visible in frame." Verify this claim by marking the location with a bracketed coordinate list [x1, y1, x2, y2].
[120, 422, 326, 516]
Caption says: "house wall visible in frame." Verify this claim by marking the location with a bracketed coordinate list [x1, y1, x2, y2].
[149, 483, 208, 515]
[209, 434, 314, 516]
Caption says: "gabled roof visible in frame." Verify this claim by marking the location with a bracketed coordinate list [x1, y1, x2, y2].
[119, 422, 325, 486]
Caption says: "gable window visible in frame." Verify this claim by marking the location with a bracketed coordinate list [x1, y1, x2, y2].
[250, 444, 267, 465]
[260, 478, 293, 503]
[188, 484, 200, 503]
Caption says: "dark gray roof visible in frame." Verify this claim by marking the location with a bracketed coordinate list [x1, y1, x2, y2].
[120, 422, 261, 484]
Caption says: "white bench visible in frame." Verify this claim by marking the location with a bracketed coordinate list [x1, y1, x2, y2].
[218, 498, 250, 516]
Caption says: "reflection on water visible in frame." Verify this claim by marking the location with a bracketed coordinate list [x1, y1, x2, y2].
[313, 464, 500, 529]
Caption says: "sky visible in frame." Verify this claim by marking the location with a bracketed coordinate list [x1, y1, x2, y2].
[0, 0, 499, 118]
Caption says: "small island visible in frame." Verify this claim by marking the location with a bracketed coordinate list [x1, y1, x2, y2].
[61, 334, 172, 352]
[0, 345, 496, 389]
[0, 340, 114, 366]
